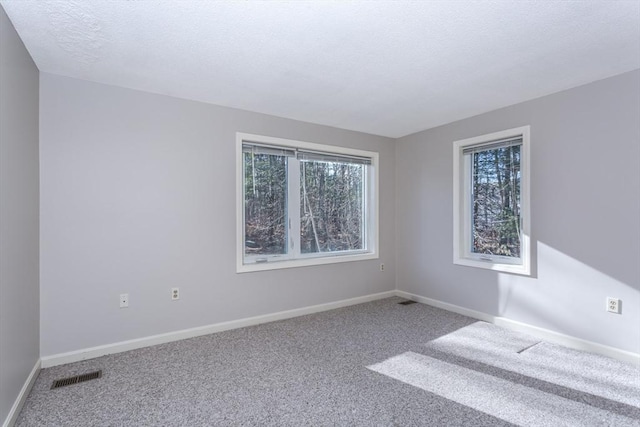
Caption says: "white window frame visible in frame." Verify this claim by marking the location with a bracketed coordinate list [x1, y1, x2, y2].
[453, 126, 531, 275]
[236, 133, 379, 273]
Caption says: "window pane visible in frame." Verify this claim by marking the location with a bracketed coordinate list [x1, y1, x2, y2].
[244, 152, 287, 256]
[471, 145, 521, 257]
[300, 160, 364, 254]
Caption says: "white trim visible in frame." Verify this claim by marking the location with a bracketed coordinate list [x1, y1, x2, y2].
[2, 359, 40, 427]
[236, 132, 379, 273]
[238, 133, 377, 159]
[395, 290, 640, 365]
[453, 126, 531, 276]
[41, 290, 395, 368]
[396, 290, 495, 322]
[39, 289, 639, 370]
[236, 132, 246, 273]
[239, 251, 379, 273]
[288, 159, 301, 259]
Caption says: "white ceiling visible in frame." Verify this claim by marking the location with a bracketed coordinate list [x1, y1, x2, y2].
[2, 1, 639, 138]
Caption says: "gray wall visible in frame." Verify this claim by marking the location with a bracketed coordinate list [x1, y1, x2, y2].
[396, 70, 640, 353]
[0, 5, 40, 424]
[39, 73, 396, 357]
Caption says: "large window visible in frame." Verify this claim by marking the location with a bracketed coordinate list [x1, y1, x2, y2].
[453, 126, 531, 275]
[237, 133, 378, 272]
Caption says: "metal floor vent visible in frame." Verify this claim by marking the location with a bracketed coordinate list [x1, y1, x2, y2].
[398, 300, 417, 305]
[51, 370, 102, 390]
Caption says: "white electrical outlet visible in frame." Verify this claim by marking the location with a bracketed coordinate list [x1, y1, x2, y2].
[120, 293, 129, 308]
[380, 263, 385, 272]
[171, 287, 180, 300]
[606, 297, 621, 314]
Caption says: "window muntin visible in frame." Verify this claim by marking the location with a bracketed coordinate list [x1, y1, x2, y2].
[237, 134, 378, 272]
[454, 127, 530, 275]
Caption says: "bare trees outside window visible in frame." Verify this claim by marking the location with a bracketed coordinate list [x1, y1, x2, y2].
[453, 126, 530, 275]
[300, 160, 364, 253]
[243, 152, 287, 256]
[471, 145, 521, 257]
[238, 134, 378, 272]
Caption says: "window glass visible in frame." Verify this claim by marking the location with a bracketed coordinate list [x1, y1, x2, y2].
[300, 160, 364, 254]
[453, 126, 530, 275]
[237, 133, 378, 272]
[470, 145, 521, 258]
[243, 151, 287, 257]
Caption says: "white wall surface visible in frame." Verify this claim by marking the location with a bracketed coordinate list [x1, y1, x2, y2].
[396, 70, 640, 353]
[0, 5, 40, 424]
[39, 73, 396, 357]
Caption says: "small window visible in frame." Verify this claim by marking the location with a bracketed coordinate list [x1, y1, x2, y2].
[237, 133, 378, 272]
[453, 126, 531, 275]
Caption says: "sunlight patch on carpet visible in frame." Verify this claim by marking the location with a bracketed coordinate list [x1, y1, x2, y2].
[424, 322, 640, 408]
[368, 352, 638, 427]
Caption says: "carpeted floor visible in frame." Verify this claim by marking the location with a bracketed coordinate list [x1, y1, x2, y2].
[16, 297, 640, 426]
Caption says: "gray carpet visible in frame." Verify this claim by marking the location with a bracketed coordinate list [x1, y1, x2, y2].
[16, 297, 640, 426]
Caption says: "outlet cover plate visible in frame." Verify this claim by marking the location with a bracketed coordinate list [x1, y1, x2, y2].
[120, 293, 129, 308]
[606, 297, 621, 314]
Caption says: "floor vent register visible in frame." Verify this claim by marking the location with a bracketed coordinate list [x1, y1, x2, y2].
[51, 370, 103, 390]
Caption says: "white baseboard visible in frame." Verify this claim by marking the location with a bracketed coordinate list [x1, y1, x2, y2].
[396, 290, 640, 365]
[2, 359, 40, 427]
[40, 288, 639, 369]
[395, 290, 495, 323]
[41, 290, 396, 368]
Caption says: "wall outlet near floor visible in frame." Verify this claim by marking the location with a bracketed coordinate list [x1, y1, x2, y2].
[606, 297, 621, 314]
[171, 287, 180, 300]
[380, 263, 385, 272]
[119, 293, 129, 308]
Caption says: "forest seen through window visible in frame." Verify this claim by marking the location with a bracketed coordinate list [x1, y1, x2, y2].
[471, 145, 521, 258]
[244, 152, 365, 258]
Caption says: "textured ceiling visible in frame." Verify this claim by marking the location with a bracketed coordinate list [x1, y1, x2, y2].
[2, 0, 639, 138]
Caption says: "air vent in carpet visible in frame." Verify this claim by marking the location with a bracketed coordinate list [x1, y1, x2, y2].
[398, 300, 417, 305]
[51, 370, 102, 389]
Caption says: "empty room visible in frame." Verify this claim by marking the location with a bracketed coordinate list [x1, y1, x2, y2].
[1, 1, 639, 426]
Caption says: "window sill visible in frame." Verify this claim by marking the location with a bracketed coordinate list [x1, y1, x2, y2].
[237, 251, 378, 273]
[454, 257, 531, 276]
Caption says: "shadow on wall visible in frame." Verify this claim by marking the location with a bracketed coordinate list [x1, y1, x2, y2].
[497, 241, 640, 352]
